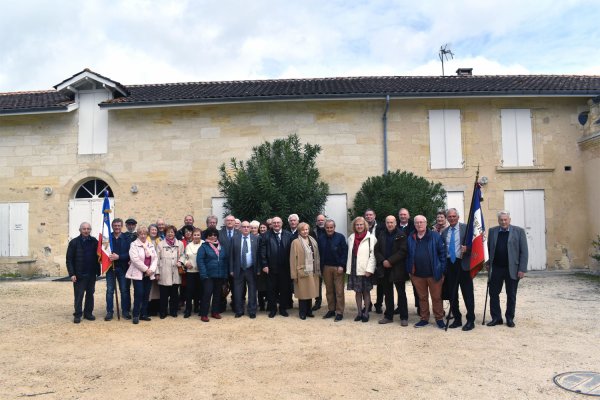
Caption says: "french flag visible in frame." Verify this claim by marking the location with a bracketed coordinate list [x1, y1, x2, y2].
[97, 190, 113, 275]
[465, 183, 489, 278]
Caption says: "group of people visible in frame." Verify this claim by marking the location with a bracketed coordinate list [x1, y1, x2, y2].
[66, 207, 528, 330]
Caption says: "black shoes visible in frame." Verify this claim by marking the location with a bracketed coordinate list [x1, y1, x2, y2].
[374, 305, 383, 314]
[268, 311, 276, 318]
[83, 314, 96, 321]
[140, 316, 151, 321]
[104, 313, 113, 321]
[334, 314, 343, 322]
[311, 300, 321, 311]
[462, 321, 475, 331]
[506, 319, 515, 328]
[249, 314, 256, 319]
[299, 315, 306, 320]
[486, 318, 503, 326]
[361, 314, 369, 323]
[235, 313, 243, 318]
[449, 319, 463, 329]
[323, 311, 336, 319]
[123, 313, 132, 320]
[279, 310, 289, 317]
[184, 311, 191, 318]
[354, 315, 362, 322]
[159, 313, 167, 319]
[133, 317, 139, 324]
[73, 317, 81, 324]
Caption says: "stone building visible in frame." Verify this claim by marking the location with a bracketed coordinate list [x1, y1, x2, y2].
[1, 69, 599, 276]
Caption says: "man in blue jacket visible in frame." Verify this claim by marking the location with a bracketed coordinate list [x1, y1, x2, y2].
[317, 219, 348, 322]
[405, 215, 446, 329]
[105, 218, 132, 321]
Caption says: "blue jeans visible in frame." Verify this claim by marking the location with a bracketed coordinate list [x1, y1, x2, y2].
[106, 267, 131, 314]
[132, 277, 152, 318]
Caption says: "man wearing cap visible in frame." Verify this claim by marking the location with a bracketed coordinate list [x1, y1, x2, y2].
[123, 218, 138, 242]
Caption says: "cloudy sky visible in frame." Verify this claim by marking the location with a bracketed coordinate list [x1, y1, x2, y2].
[1, 0, 598, 92]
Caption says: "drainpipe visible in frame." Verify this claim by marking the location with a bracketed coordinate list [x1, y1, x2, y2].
[382, 95, 390, 174]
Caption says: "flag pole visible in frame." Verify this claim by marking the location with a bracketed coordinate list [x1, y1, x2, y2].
[445, 166, 480, 331]
[113, 263, 120, 321]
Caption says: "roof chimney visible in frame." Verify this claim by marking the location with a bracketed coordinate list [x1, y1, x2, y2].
[456, 68, 473, 76]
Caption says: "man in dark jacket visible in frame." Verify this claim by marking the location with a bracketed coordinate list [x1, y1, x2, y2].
[310, 214, 327, 311]
[260, 216, 293, 317]
[405, 215, 446, 329]
[104, 218, 132, 321]
[229, 221, 260, 318]
[66, 222, 100, 323]
[375, 216, 408, 325]
[398, 207, 418, 316]
[317, 219, 348, 321]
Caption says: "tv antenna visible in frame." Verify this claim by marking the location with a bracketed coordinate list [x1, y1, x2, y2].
[439, 44, 454, 76]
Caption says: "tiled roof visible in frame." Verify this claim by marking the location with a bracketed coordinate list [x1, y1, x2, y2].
[2, 74, 600, 114]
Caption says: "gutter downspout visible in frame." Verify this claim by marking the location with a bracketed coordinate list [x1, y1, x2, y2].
[382, 95, 390, 174]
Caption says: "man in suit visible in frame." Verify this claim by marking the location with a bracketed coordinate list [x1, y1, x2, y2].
[260, 216, 293, 317]
[487, 210, 528, 328]
[219, 214, 240, 312]
[442, 208, 475, 331]
[310, 214, 327, 311]
[287, 213, 300, 238]
[229, 221, 259, 318]
[66, 222, 100, 323]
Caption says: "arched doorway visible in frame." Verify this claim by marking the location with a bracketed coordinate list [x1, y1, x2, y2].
[68, 179, 114, 240]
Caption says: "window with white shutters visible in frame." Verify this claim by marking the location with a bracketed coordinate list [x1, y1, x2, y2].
[0, 203, 29, 257]
[78, 90, 109, 154]
[501, 109, 534, 167]
[429, 109, 463, 169]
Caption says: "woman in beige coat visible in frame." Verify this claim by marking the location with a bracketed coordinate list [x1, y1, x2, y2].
[290, 222, 321, 320]
[155, 225, 184, 318]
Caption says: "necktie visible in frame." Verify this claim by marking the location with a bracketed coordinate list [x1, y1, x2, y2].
[242, 236, 248, 269]
[449, 227, 456, 263]
[229, 230, 232, 239]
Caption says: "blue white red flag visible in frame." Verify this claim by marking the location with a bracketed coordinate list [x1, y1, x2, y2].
[465, 183, 489, 278]
[97, 190, 113, 275]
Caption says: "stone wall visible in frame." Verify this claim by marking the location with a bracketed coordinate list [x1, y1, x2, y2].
[0, 96, 593, 275]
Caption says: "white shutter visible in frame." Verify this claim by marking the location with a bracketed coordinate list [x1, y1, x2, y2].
[323, 194, 348, 237]
[429, 110, 446, 169]
[445, 191, 465, 223]
[78, 90, 109, 155]
[501, 109, 533, 166]
[515, 109, 534, 166]
[444, 110, 463, 168]
[9, 203, 28, 256]
[78, 93, 94, 154]
[0, 204, 9, 256]
[429, 110, 462, 169]
[69, 198, 114, 240]
[92, 91, 109, 154]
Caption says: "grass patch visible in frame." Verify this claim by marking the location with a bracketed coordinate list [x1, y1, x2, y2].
[573, 272, 600, 283]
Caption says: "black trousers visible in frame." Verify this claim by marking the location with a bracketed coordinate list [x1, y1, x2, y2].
[184, 272, 202, 314]
[489, 265, 519, 321]
[375, 278, 384, 308]
[384, 279, 408, 320]
[159, 284, 179, 317]
[234, 268, 257, 315]
[298, 299, 313, 317]
[446, 259, 475, 323]
[73, 275, 96, 318]
[266, 271, 292, 312]
[201, 278, 224, 317]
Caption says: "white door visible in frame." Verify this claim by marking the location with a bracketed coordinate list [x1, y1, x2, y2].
[445, 191, 465, 223]
[0, 203, 29, 257]
[211, 198, 227, 228]
[323, 194, 348, 237]
[504, 190, 546, 270]
[68, 198, 114, 240]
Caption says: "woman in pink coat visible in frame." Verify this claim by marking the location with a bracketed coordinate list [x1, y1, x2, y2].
[126, 226, 158, 324]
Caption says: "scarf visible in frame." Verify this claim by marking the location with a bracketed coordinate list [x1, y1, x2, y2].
[353, 231, 367, 257]
[208, 240, 220, 258]
[166, 237, 175, 246]
[299, 236, 320, 276]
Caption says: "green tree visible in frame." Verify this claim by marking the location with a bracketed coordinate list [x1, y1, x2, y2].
[218, 134, 329, 224]
[349, 170, 446, 224]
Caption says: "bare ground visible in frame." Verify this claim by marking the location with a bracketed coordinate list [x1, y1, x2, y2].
[0, 272, 598, 400]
